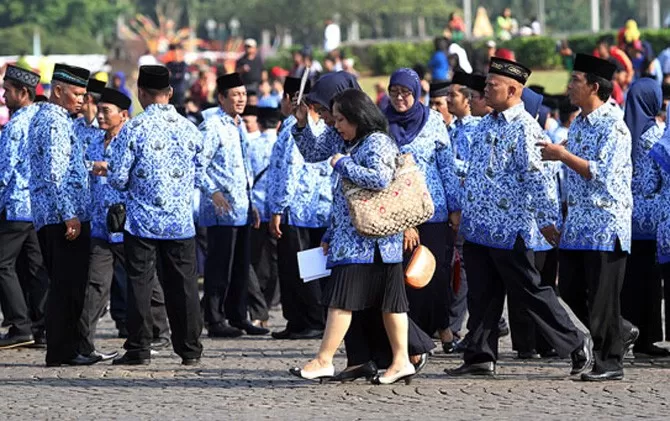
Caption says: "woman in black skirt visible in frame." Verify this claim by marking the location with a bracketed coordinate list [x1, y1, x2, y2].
[289, 89, 416, 385]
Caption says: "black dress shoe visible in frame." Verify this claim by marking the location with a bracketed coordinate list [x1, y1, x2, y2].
[498, 319, 510, 337]
[635, 344, 670, 357]
[287, 328, 324, 340]
[182, 357, 201, 366]
[117, 325, 129, 339]
[112, 353, 150, 366]
[271, 329, 292, 339]
[581, 369, 624, 382]
[66, 354, 103, 366]
[517, 350, 541, 360]
[453, 337, 469, 353]
[570, 336, 593, 375]
[539, 349, 559, 359]
[208, 323, 243, 338]
[0, 333, 34, 349]
[445, 361, 496, 377]
[30, 331, 47, 348]
[623, 326, 640, 354]
[89, 350, 119, 361]
[332, 361, 378, 382]
[442, 341, 455, 354]
[231, 320, 270, 336]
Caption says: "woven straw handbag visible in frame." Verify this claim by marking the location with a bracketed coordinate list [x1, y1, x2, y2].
[342, 153, 434, 237]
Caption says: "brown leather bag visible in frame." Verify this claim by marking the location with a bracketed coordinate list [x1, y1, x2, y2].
[342, 153, 434, 237]
[405, 245, 436, 289]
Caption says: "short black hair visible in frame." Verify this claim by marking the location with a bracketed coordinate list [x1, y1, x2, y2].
[456, 85, 472, 101]
[260, 117, 281, 131]
[142, 86, 171, 97]
[331, 89, 388, 140]
[6, 78, 36, 101]
[585, 73, 613, 101]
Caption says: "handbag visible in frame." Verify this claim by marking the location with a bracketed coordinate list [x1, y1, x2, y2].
[342, 153, 434, 237]
[106, 203, 126, 233]
[405, 245, 436, 289]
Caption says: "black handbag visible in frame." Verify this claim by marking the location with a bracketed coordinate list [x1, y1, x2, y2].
[106, 203, 126, 233]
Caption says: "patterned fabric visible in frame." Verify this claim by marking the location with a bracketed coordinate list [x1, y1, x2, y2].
[29, 102, 91, 230]
[73, 116, 102, 150]
[656, 171, 670, 263]
[293, 125, 403, 267]
[631, 124, 664, 240]
[461, 102, 559, 250]
[268, 115, 333, 228]
[0, 104, 40, 221]
[560, 103, 633, 252]
[451, 115, 481, 177]
[395, 110, 461, 222]
[108, 104, 204, 240]
[86, 131, 126, 243]
[248, 128, 278, 223]
[198, 108, 253, 227]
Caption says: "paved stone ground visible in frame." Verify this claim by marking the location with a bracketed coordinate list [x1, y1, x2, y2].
[2, 305, 670, 420]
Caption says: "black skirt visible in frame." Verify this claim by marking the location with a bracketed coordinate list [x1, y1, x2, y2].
[323, 252, 409, 313]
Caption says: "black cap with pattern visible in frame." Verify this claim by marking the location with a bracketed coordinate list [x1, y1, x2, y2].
[52, 63, 90, 88]
[4, 64, 40, 88]
[488, 57, 532, 85]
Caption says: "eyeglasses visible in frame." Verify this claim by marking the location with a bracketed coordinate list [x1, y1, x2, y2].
[388, 88, 412, 98]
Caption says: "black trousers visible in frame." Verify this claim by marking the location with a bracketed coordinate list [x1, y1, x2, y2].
[78, 238, 169, 355]
[203, 225, 250, 326]
[276, 225, 326, 332]
[195, 224, 207, 277]
[406, 223, 454, 335]
[463, 239, 582, 365]
[123, 233, 202, 360]
[509, 248, 559, 354]
[621, 240, 663, 349]
[449, 233, 468, 334]
[0, 220, 48, 336]
[247, 223, 279, 322]
[38, 222, 91, 364]
[559, 242, 628, 372]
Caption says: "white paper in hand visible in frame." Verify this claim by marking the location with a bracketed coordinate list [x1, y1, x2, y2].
[297, 247, 331, 283]
[297, 66, 311, 105]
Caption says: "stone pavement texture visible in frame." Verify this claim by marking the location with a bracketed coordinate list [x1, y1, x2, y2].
[2, 305, 670, 420]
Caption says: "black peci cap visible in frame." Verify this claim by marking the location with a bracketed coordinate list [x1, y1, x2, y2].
[488, 57, 532, 85]
[138, 65, 170, 90]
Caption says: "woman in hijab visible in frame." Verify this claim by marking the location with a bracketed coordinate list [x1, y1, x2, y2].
[288, 72, 434, 384]
[622, 78, 670, 356]
[112, 72, 133, 115]
[384, 68, 461, 352]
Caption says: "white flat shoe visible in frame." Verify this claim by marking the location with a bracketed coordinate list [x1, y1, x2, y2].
[371, 364, 416, 385]
[289, 365, 335, 383]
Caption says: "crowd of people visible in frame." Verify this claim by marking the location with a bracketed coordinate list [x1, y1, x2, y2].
[1, 25, 670, 386]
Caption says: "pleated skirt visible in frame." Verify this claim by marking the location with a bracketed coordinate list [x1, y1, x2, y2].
[323, 250, 409, 313]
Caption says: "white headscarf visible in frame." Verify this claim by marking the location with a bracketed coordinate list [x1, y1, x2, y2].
[447, 43, 473, 74]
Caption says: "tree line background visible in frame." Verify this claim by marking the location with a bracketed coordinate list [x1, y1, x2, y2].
[0, 0, 667, 55]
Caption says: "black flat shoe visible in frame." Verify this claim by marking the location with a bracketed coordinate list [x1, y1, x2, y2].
[112, 353, 150, 366]
[287, 328, 324, 340]
[570, 336, 593, 375]
[208, 323, 243, 338]
[182, 357, 201, 366]
[444, 361, 496, 377]
[580, 369, 624, 382]
[517, 350, 541, 360]
[331, 361, 378, 382]
[0, 333, 34, 349]
[271, 329, 292, 339]
[89, 350, 119, 361]
[231, 320, 270, 336]
[539, 349, 559, 359]
[442, 341, 455, 354]
[623, 326, 640, 355]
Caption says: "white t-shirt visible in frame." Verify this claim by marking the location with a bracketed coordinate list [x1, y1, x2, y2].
[324, 23, 341, 53]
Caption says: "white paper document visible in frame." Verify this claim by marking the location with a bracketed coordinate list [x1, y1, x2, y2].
[297, 247, 331, 283]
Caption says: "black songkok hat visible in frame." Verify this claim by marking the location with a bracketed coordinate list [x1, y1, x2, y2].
[451, 72, 472, 88]
[4, 64, 40, 88]
[87, 78, 106, 95]
[429, 81, 450, 97]
[573, 53, 617, 81]
[99, 88, 131, 110]
[662, 83, 670, 100]
[488, 57, 532, 85]
[468, 74, 487, 93]
[528, 84, 545, 95]
[138, 65, 170, 90]
[52, 63, 90, 88]
[217, 73, 244, 93]
[258, 106, 282, 122]
[284, 76, 310, 96]
[242, 105, 258, 117]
